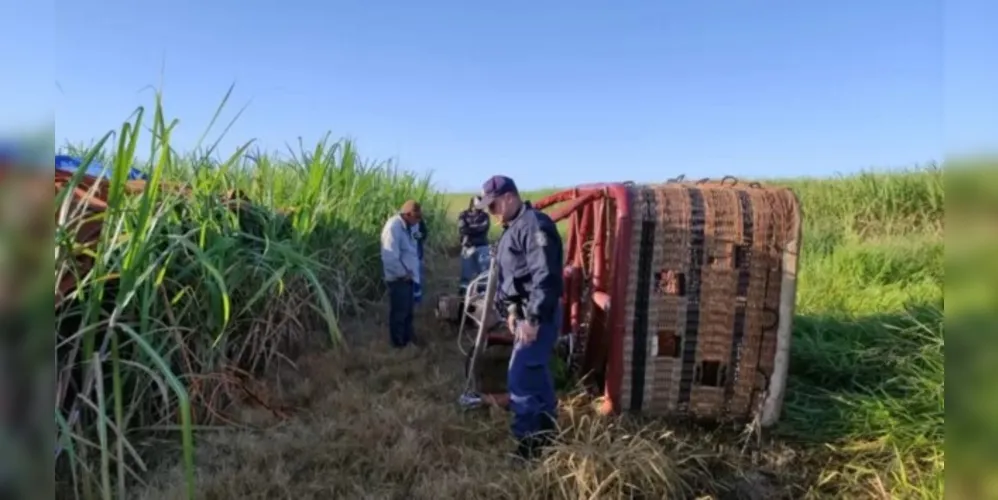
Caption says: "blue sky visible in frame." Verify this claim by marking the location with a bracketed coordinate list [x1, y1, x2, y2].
[35, 0, 996, 190]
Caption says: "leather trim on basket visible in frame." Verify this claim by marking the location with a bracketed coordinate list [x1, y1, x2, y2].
[724, 190, 755, 411]
[628, 194, 656, 412]
[677, 187, 706, 409]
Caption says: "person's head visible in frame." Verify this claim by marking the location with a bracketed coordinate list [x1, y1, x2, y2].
[474, 175, 522, 222]
[468, 196, 482, 212]
[399, 199, 422, 226]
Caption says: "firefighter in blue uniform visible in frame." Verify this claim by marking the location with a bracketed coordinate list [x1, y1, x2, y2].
[475, 175, 564, 461]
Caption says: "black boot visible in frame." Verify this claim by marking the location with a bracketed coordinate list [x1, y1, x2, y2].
[510, 436, 539, 467]
[510, 414, 558, 465]
[516, 438, 536, 460]
[538, 413, 557, 436]
[534, 413, 557, 450]
[512, 432, 548, 464]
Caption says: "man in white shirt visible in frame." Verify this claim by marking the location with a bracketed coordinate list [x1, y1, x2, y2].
[380, 200, 423, 348]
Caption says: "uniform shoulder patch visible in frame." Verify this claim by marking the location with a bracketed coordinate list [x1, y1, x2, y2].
[533, 229, 548, 248]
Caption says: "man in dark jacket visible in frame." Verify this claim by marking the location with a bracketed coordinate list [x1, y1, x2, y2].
[410, 219, 428, 305]
[457, 196, 491, 290]
[475, 175, 564, 461]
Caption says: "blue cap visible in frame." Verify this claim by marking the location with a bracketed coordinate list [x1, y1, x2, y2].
[475, 175, 519, 209]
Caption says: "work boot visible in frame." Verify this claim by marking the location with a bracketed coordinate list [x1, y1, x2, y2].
[512, 432, 550, 463]
[539, 413, 557, 435]
[510, 437, 538, 466]
[534, 414, 557, 449]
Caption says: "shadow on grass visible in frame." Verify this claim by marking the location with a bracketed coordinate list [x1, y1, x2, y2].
[778, 303, 943, 455]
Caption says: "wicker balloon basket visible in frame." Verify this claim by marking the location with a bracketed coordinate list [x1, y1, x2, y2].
[617, 179, 802, 426]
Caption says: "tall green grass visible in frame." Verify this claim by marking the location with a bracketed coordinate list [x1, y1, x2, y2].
[779, 168, 944, 498]
[54, 93, 446, 499]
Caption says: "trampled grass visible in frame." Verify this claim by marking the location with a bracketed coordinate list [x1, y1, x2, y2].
[57, 93, 946, 499]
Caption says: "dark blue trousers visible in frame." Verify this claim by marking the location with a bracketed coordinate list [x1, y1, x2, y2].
[387, 279, 415, 347]
[459, 245, 490, 287]
[507, 306, 561, 442]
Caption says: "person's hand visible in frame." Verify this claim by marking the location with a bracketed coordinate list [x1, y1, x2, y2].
[506, 314, 517, 335]
[405, 272, 414, 282]
[517, 321, 539, 345]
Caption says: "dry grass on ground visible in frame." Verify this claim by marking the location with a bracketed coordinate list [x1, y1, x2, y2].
[137, 257, 812, 500]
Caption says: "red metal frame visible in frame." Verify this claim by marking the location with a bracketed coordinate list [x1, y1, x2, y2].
[479, 184, 633, 415]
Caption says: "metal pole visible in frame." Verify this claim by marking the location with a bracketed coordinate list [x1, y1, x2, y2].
[458, 251, 499, 406]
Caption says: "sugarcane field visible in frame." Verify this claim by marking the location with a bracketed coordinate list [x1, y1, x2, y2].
[38, 2, 991, 499]
[46, 97, 948, 499]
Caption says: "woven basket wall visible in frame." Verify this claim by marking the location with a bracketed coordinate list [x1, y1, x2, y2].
[619, 181, 801, 422]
